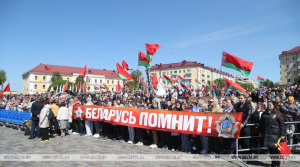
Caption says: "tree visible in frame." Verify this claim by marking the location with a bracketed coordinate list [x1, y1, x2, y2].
[214, 79, 224, 87]
[130, 70, 142, 80]
[274, 83, 280, 88]
[261, 79, 274, 88]
[51, 72, 62, 83]
[0, 70, 6, 86]
[294, 76, 300, 85]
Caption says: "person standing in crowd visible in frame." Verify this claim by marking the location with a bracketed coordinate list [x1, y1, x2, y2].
[280, 96, 300, 151]
[51, 100, 59, 136]
[223, 99, 236, 154]
[170, 101, 182, 151]
[57, 101, 69, 137]
[92, 98, 101, 138]
[127, 101, 136, 144]
[260, 101, 286, 167]
[29, 96, 44, 139]
[39, 98, 51, 142]
[135, 99, 145, 146]
[235, 95, 252, 155]
[149, 100, 159, 149]
[67, 98, 75, 134]
[84, 97, 93, 137]
[250, 102, 266, 153]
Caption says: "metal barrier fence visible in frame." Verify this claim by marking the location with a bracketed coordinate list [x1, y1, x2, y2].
[236, 121, 300, 167]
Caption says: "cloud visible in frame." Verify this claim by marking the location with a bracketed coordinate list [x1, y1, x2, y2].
[176, 24, 264, 49]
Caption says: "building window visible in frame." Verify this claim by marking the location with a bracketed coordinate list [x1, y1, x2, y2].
[185, 74, 191, 77]
[95, 79, 97, 83]
[35, 76, 38, 80]
[100, 80, 102, 84]
[293, 57, 296, 60]
[34, 84, 37, 89]
[294, 71, 297, 75]
[107, 80, 109, 84]
[112, 88, 114, 91]
[294, 78, 297, 82]
[207, 75, 210, 78]
[287, 79, 290, 83]
[202, 80, 205, 83]
[67, 78, 69, 81]
[112, 81, 114, 84]
[170, 71, 172, 75]
[43, 76, 46, 81]
[88, 87, 90, 90]
[293, 64, 296, 68]
[286, 64, 289, 68]
[286, 58, 289, 61]
[179, 70, 181, 73]
[287, 72, 290, 75]
[183, 70, 185, 73]
[167, 72, 169, 75]
[187, 69, 191, 72]
[42, 85, 46, 89]
[174, 71, 177, 74]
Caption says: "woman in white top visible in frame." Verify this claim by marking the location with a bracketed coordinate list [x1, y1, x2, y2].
[39, 98, 51, 142]
[57, 101, 69, 137]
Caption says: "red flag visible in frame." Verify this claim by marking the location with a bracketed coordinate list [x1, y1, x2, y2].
[103, 83, 109, 91]
[71, 82, 74, 90]
[180, 82, 190, 90]
[177, 75, 186, 82]
[138, 51, 151, 66]
[77, 82, 80, 90]
[63, 81, 68, 91]
[79, 64, 87, 78]
[224, 78, 249, 97]
[140, 76, 147, 88]
[116, 81, 121, 92]
[0, 83, 10, 98]
[85, 76, 89, 83]
[122, 59, 133, 71]
[145, 43, 161, 55]
[124, 82, 131, 88]
[116, 62, 136, 82]
[222, 51, 253, 76]
[152, 73, 158, 90]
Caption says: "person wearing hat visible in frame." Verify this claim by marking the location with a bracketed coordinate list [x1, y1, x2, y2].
[280, 96, 300, 151]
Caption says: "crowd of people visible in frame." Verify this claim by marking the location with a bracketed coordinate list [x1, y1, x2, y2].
[1, 85, 300, 167]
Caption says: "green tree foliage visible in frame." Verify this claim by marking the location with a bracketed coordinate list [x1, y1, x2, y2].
[294, 76, 300, 85]
[129, 70, 143, 90]
[51, 72, 62, 83]
[75, 75, 85, 84]
[236, 82, 255, 90]
[130, 70, 142, 80]
[0, 70, 7, 86]
[274, 83, 280, 88]
[260, 79, 274, 88]
[214, 79, 224, 87]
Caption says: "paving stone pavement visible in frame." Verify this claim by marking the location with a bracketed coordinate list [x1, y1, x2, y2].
[0, 126, 299, 167]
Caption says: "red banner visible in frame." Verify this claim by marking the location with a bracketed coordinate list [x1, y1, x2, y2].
[73, 105, 243, 138]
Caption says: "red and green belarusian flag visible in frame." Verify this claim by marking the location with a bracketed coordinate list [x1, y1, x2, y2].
[177, 75, 186, 82]
[145, 43, 161, 62]
[180, 82, 190, 90]
[209, 82, 217, 99]
[222, 51, 253, 77]
[94, 85, 100, 90]
[257, 76, 265, 82]
[79, 64, 87, 79]
[124, 82, 131, 88]
[139, 76, 148, 88]
[224, 78, 249, 97]
[116, 81, 121, 92]
[163, 74, 174, 84]
[122, 59, 133, 72]
[63, 81, 68, 92]
[138, 51, 151, 68]
[0, 83, 10, 98]
[85, 75, 90, 83]
[116, 62, 136, 82]
[152, 73, 159, 91]
[195, 79, 201, 84]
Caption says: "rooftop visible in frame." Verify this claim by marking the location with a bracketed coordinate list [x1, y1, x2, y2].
[25, 63, 119, 78]
[150, 60, 233, 77]
[279, 46, 300, 56]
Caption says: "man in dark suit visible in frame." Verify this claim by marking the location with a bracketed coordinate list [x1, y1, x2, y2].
[29, 96, 44, 139]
